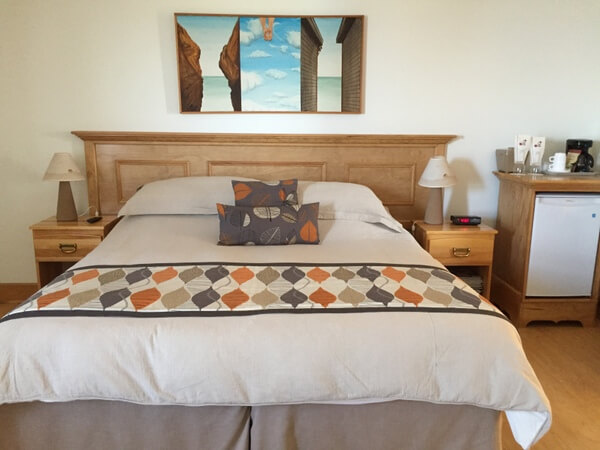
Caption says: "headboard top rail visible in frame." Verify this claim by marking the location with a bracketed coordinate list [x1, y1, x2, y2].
[72, 131, 456, 146]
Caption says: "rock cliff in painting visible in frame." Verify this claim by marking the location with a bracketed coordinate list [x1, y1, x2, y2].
[177, 23, 203, 112]
[174, 14, 362, 113]
[219, 20, 241, 111]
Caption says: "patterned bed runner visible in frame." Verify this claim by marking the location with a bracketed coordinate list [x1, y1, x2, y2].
[1, 263, 506, 322]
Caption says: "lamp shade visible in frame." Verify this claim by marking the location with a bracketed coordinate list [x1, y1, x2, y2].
[43, 152, 85, 182]
[418, 156, 456, 188]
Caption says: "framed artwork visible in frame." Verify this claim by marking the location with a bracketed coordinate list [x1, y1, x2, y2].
[174, 14, 364, 113]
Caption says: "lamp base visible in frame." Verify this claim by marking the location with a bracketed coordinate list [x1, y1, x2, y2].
[56, 181, 78, 222]
[423, 188, 443, 225]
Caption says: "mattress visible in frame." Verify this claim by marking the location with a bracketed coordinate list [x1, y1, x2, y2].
[0, 215, 551, 448]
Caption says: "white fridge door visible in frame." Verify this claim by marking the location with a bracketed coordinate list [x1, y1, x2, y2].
[526, 194, 600, 297]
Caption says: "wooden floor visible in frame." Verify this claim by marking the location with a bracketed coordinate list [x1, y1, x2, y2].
[501, 322, 600, 449]
[1, 302, 598, 448]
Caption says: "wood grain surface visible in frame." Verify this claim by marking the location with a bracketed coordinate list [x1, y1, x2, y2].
[501, 324, 600, 449]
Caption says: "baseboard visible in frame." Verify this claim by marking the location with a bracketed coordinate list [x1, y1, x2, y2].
[0, 283, 38, 303]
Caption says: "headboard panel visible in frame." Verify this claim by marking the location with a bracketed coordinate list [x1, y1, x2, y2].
[72, 132, 456, 227]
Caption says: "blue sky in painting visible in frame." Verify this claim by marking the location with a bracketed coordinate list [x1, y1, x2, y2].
[239, 17, 301, 111]
[176, 15, 238, 77]
[314, 17, 342, 77]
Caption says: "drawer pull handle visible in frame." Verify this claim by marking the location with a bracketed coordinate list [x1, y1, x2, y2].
[452, 247, 471, 258]
[59, 243, 78, 254]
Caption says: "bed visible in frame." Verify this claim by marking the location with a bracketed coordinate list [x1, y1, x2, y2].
[0, 132, 550, 450]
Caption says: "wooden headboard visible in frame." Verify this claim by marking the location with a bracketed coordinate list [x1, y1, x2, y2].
[72, 132, 456, 228]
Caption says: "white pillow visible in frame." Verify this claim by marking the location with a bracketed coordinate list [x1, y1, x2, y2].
[298, 181, 404, 232]
[118, 176, 257, 216]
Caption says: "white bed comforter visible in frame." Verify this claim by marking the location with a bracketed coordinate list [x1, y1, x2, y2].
[0, 216, 550, 448]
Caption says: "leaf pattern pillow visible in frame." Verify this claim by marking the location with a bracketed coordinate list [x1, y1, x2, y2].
[232, 179, 298, 207]
[217, 202, 320, 245]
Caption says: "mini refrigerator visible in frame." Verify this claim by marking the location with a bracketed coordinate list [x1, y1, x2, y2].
[526, 193, 600, 297]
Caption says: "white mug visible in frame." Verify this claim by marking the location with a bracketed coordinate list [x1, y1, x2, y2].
[549, 153, 566, 171]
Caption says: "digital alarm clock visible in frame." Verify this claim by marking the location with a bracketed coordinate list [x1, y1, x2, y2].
[450, 215, 481, 226]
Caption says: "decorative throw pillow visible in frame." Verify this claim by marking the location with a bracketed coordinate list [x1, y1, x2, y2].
[232, 179, 298, 207]
[217, 202, 320, 245]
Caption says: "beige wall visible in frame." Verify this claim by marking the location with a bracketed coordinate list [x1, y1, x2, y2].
[1, 0, 599, 282]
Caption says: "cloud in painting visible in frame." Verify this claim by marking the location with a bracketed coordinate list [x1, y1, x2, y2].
[265, 69, 287, 79]
[291, 52, 300, 60]
[240, 18, 264, 45]
[269, 44, 289, 53]
[248, 18, 263, 36]
[241, 71, 263, 92]
[286, 31, 301, 48]
[290, 67, 300, 72]
[242, 98, 268, 111]
[274, 94, 300, 109]
[249, 50, 271, 58]
[240, 30, 254, 45]
[247, 92, 300, 111]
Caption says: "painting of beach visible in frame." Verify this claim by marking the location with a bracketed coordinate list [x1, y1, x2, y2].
[175, 14, 363, 113]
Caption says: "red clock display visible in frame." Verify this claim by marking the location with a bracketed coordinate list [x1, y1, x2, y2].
[450, 216, 481, 225]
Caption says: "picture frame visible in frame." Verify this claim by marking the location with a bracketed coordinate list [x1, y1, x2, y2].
[174, 13, 364, 114]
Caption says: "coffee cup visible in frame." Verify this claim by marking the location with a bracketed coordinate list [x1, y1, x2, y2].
[549, 153, 567, 172]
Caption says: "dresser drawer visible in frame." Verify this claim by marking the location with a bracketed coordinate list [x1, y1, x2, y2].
[428, 237, 494, 265]
[33, 235, 102, 260]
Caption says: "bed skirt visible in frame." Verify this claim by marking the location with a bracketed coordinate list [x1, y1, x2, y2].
[251, 401, 502, 450]
[0, 400, 502, 450]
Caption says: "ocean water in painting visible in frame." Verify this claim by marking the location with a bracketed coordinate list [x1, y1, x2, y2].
[176, 15, 237, 111]
[203, 76, 234, 111]
[239, 17, 301, 111]
[317, 77, 342, 112]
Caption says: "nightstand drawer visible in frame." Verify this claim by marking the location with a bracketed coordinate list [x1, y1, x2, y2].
[31, 216, 118, 287]
[428, 237, 494, 265]
[33, 236, 102, 260]
[413, 221, 497, 299]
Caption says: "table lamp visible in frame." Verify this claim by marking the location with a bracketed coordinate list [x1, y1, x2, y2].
[418, 156, 456, 225]
[43, 152, 85, 221]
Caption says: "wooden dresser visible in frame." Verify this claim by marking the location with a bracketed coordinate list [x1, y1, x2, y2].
[491, 172, 600, 327]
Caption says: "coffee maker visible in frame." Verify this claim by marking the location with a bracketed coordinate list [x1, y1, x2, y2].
[566, 139, 594, 172]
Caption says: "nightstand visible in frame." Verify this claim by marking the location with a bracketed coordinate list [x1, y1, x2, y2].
[30, 216, 119, 288]
[413, 220, 498, 298]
